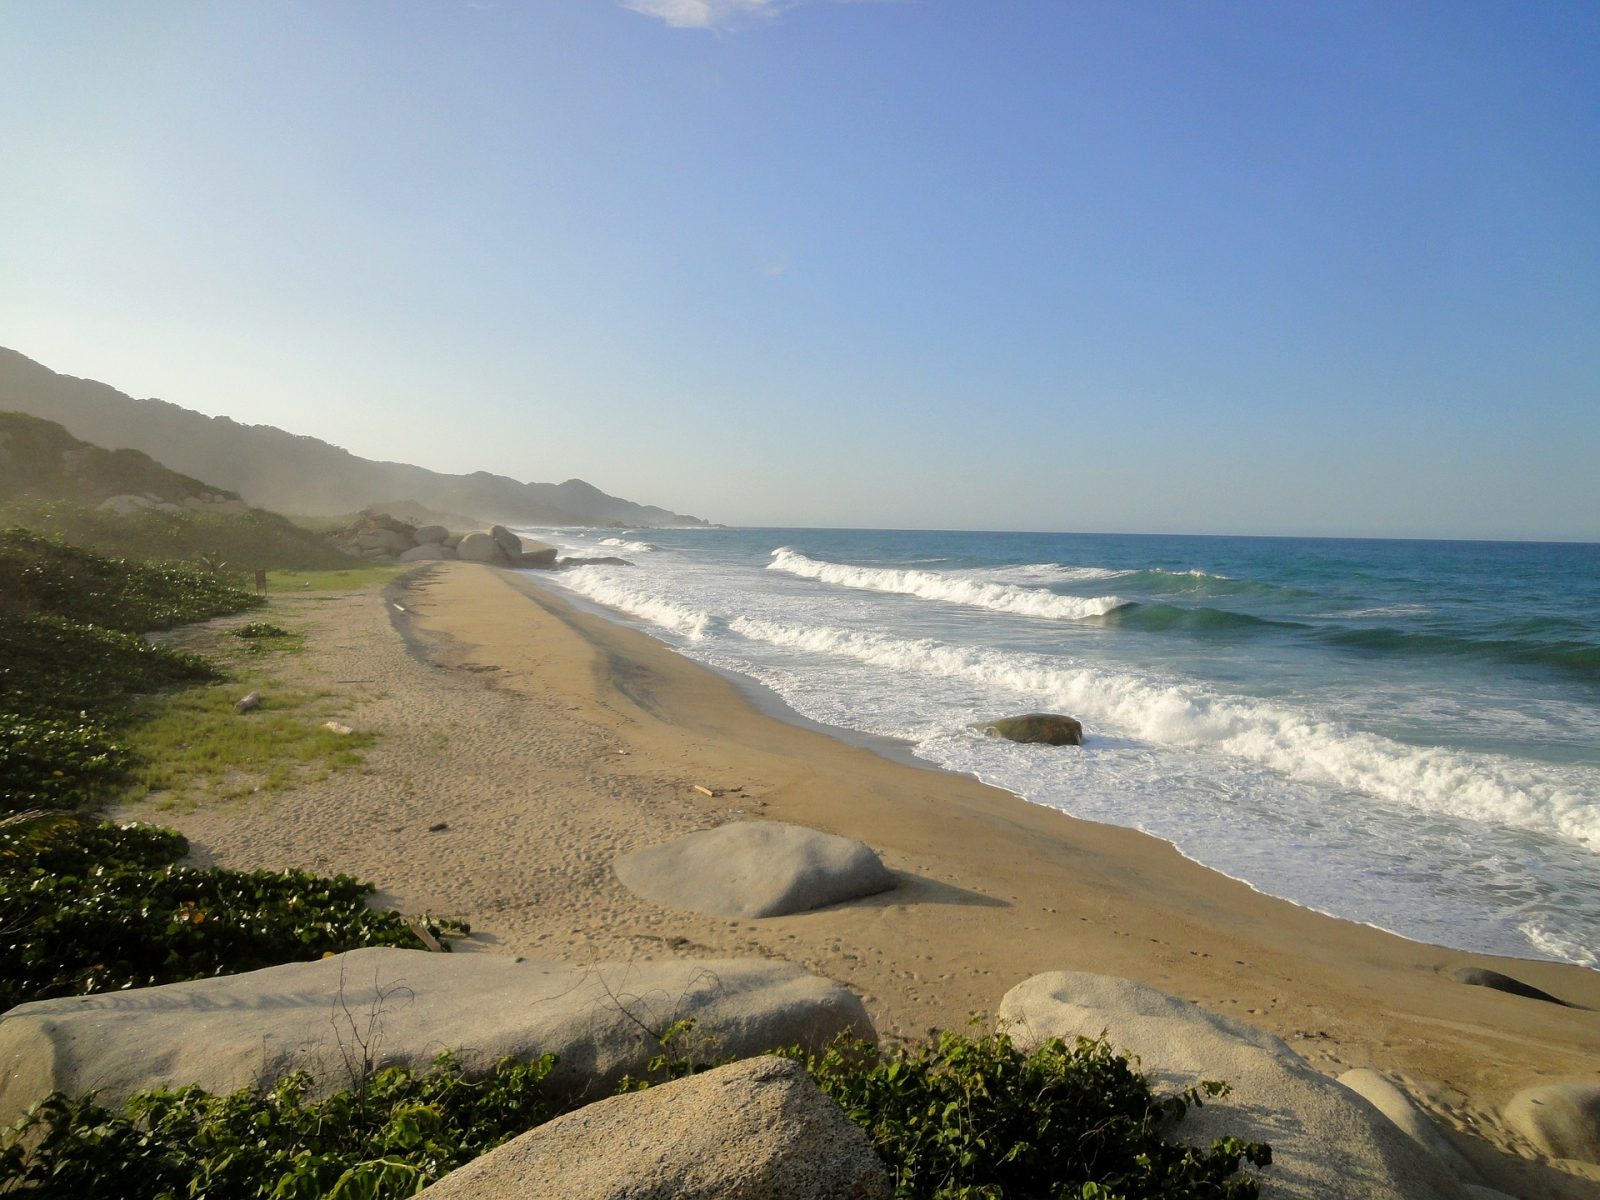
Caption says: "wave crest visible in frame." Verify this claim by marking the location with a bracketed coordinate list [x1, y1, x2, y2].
[726, 616, 1599, 849]
[768, 548, 1124, 620]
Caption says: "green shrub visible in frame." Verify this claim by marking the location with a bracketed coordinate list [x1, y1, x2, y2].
[0, 820, 460, 1012]
[0, 526, 260, 630]
[0, 614, 216, 716]
[0, 1051, 559, 1200]
[0, 1023, 1271, 1199]
[790, 1030, 1271, 1199]
[232, 621, 292, 639]
[0, 499, 353, 574]
[0, 713, 132, 811]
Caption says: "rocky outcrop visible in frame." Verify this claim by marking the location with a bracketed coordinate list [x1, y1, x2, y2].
[1504, 1082, 1600, 1163]
[416, 1056, 891, 1200]
[615, 822, 896, 919]
[978, 714, 1084, 746]
[414, 524, 449, 544]
[0, 947, 873, 1123]
[997, 972, 1467, 1199]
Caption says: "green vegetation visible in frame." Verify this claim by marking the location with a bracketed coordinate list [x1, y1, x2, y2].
[0, 411, 220, 506]
[0, 1053, 556, 1200]
[0, 500, 352, 577]
[0, 412, 351, 574]
[0, 529, 259, 813]
[0, 1028, 1268, 1200]
[125, 680, 372, 805]
[233, 621, 292, 639]
[0, 527, 259, 632]
[0, 817, 462, 1013]
[792, 1031, 1270, 1199]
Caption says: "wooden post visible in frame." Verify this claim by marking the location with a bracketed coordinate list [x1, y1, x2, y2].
[254, 568, 267, 595]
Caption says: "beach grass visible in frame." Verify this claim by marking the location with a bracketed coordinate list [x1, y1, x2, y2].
[122, 679, 374, 808]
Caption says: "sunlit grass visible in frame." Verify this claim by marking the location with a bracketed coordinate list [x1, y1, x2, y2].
[121, 677, 375, 808]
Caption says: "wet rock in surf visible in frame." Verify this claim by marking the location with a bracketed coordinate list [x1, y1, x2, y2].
[979, 713, 1084, 746]
[616, 821, 896, 919]
[1450, 966, 1574, 1007]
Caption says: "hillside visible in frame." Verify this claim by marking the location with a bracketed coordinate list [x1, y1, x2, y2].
[0, 411, 353, 570]
[0, 346, 707, 528]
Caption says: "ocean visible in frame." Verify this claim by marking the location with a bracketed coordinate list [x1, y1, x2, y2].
[518, 527, 1599, 969]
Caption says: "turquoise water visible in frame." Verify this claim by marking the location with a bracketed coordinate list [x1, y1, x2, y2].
[528, 527, 1600, 967]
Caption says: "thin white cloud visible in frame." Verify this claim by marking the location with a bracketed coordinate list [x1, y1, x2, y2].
[621, 0, 796, 30]
[758, 253, 791, 278]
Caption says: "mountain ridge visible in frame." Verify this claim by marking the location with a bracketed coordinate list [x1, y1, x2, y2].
[0, 346, 707, 528]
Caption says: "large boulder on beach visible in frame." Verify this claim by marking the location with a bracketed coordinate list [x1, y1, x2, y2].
[456, 531, 504, 563]
[615, 821, 896, 919]
[0, 947, 872, 1123]
[979, 713, 1084, 746]
[519, 547, 558, 568]
[416, 1056, 891, 1200]
[998, 972, 1466, 1199]
[414, 525, 449, 544]
[1504, 1082, 1600, 1163]
[489, 524, 523, 558]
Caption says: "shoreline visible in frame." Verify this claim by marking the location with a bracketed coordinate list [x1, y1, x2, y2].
[135, 562, 1600, 1197]
[516, 561, 1597, 975]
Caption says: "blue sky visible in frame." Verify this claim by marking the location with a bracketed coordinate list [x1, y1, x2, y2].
[2, 1, 1596, 538]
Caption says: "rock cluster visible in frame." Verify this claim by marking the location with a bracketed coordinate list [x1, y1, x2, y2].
[328, 512, 557, 568]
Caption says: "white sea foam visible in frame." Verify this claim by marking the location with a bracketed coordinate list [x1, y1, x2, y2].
[1518, 921, 1600, 968]
[558, 566, 715, 639]
[1315, 605, 1432, 619]
[725, 616, 1600, 849]
[768, 548, 1124, 620]
[963, 563, 1128, 583]
[600, 537, 656, 553]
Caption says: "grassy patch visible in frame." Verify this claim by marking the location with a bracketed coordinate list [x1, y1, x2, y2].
[264, 564, 408, 593]
[124, 678, 373, 807]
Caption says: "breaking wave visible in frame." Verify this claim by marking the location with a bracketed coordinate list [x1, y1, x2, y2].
[768, 548, 1124, 620]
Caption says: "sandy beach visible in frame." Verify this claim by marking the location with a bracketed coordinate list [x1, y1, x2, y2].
[128, 561, 1600, 1199]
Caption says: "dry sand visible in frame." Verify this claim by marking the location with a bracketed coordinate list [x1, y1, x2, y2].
[132, 561, 1600, 1198]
